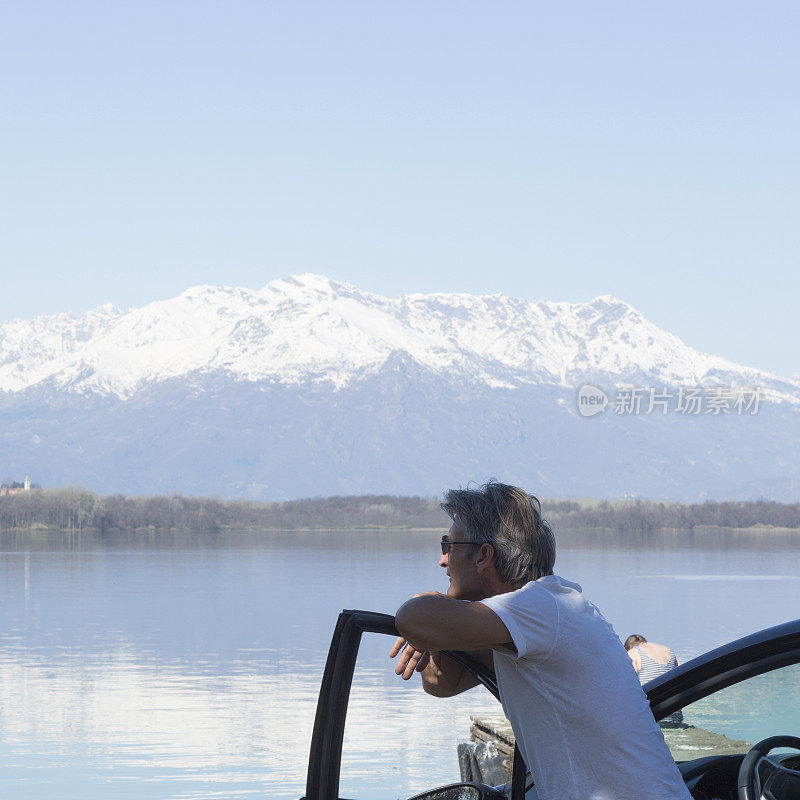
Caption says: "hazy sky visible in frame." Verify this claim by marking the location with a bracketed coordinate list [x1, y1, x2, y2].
[2, 2, 798, 377]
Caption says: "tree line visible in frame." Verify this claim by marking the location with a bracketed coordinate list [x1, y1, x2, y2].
[545, 498, 800, 531]
[0, 489, 445, 532]
[0, 489, 798, 532]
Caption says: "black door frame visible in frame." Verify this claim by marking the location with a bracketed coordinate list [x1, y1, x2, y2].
[303, 609, 507, 800]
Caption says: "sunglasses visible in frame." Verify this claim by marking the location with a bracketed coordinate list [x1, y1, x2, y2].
[440, 539, 479, 555]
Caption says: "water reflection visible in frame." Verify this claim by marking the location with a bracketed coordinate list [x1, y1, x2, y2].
[0, 647, 320, 799]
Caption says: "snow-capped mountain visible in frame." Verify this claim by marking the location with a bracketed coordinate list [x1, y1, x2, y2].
[1, 275, 798, 503]
[0, 274, 795, 400]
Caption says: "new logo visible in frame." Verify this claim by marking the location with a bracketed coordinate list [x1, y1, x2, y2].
[577, 385, 609, 417]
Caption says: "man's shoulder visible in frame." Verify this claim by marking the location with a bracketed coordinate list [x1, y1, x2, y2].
[481, 576, 566, 614]
[480, 575, 590, 632]
[518, 574, 582, 595]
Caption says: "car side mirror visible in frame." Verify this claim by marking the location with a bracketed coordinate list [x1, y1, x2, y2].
[406, 782, 508, 800]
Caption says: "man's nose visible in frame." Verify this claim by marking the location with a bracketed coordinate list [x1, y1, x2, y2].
[438, 551, 448, 568]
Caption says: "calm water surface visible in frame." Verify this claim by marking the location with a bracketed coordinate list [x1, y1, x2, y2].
[0, 527, 799, 799]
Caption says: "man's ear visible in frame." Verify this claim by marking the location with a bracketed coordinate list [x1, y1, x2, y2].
[475, 543, 495, 573]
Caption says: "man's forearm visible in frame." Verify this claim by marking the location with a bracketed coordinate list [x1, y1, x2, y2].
[395, 593, 472, 651]
[395, 592, 513, 652]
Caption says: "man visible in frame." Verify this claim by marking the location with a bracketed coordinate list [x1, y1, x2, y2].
[390, 482, 691, 800]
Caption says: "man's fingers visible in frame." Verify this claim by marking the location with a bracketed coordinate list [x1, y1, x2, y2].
[391, 636, 431, 679]
[393, 641, 410, 674]
[392, 642, 428, 678]
[389, 636, 407, 658]
[394, 648, 409, 675]
[402, 647, 427, 680]
[394, 642, 418, 675]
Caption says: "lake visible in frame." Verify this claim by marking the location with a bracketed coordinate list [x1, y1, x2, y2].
[0, 527, 799, 799]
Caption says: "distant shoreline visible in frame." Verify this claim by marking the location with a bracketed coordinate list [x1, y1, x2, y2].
[4, 525, 799, 534]
[2, 523, 451, 533]
[1, 489, 799, 533]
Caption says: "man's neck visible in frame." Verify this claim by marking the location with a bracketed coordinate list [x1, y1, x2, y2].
[474, 577, 520, 601]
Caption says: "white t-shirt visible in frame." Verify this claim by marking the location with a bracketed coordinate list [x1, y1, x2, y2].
[480, 575, 692, 800]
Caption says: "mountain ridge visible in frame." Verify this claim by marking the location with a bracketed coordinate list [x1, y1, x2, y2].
[1, 274, 795, 401]
[1, 276, 799, 502]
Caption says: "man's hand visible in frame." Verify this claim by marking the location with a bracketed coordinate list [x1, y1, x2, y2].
[389, 636, 470, 696]
[389, 636, 491, 697]
[389, 591, 442, 679]
[389, 636, 431, 680]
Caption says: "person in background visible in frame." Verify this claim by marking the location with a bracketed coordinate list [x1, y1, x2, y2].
[624, 634, 684, 727]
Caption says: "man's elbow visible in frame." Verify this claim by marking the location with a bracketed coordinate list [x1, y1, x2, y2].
[395, 601, 431, 650]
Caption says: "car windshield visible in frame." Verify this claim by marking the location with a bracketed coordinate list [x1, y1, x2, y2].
[662, 661, 800, 761]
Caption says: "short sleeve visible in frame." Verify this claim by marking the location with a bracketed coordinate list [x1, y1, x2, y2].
[479, 582, 559, 661]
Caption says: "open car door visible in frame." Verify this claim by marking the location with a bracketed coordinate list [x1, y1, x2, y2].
[301, 609, 528, 800]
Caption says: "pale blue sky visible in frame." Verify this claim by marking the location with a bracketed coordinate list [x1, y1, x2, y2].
[2, 2, 798, 377]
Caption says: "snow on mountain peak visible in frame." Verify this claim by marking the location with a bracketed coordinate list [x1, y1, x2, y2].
[0, 276, 791, 399]
[261, 272, 355, 299]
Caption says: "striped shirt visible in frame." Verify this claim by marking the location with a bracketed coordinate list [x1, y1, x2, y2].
[636, 646, 683, 726]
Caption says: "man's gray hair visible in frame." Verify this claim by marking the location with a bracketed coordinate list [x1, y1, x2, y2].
[441, 482, 555, 586]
